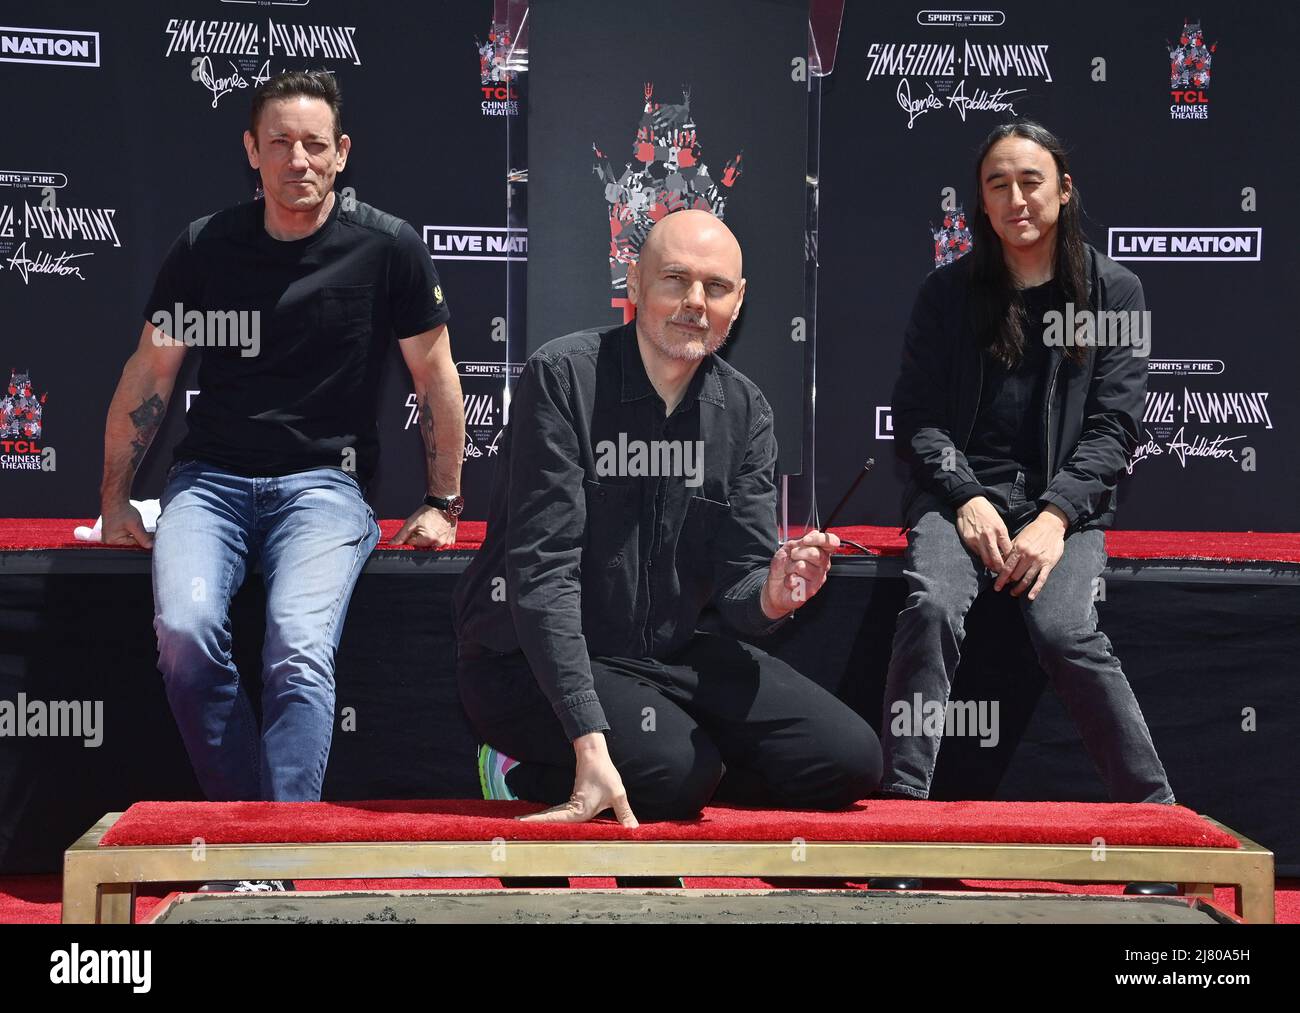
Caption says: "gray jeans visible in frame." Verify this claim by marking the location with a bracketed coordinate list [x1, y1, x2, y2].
[881, 488, 1175, 804]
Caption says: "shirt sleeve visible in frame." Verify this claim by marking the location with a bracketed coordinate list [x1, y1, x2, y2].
[504, 355, 609, 741]
[1038, 273, 1148, 526]
[892, 273, 984, 507]
[142, 226, 195, 330]
[710, 399, 790, 636]
[389, 221, 451, 339]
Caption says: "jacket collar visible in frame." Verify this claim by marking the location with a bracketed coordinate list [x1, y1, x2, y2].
[618, 319, 726, 409]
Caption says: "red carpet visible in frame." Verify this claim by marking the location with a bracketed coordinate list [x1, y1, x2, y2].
[819, 525, 1300, 563]
[0, 518, 489, 552]
[97, 799, 1240, 850]
[4, 518, 1298, 563]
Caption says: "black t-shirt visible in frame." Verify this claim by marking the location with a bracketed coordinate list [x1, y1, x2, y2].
[965, 279, 1058, 496]
[143, 195, 450, 487]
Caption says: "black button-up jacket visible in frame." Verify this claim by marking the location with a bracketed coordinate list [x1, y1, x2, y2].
[453, 321, 787, 741]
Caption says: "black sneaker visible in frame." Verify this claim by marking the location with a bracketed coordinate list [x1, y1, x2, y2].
[499, 877, 569, 888]
[198, 880, 296, 893]
[1124, 882, 1179, 896]
[614, 877, 685, 888]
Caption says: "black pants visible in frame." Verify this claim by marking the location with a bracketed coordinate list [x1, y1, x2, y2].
[457, 633, 882, 821]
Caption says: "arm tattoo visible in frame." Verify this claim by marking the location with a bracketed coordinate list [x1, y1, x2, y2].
[128, 394, 166, 470]
[419, 393, 438, 482]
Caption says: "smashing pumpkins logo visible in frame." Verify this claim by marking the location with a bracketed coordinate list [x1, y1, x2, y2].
[594, 83, 742, 321]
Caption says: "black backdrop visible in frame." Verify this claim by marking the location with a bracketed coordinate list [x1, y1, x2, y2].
[0, 0, 515, 520]
[526, 0, 809, 472]
[814, 2, 1298, 531]
[1, 0, 1297, 530]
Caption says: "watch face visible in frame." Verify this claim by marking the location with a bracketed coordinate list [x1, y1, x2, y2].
[426, 494, 464, 518]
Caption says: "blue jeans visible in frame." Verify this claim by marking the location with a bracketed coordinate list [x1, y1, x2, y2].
[151, 460, 380, 801]
[881, 484, 1175, 804]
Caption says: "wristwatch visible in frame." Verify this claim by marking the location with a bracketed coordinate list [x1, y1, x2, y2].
[424, 493, 465, 519]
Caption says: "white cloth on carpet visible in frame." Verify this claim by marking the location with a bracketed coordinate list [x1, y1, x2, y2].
[74, 499, 162, 542]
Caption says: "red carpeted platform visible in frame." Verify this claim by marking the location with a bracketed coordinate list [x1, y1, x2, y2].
[1095, 529, 1300, 563]
[0, 519, 490, 552]
[810, 526, 1300, 563]
[3, 518, 1299, 563]
[97, 799, 1240, 850]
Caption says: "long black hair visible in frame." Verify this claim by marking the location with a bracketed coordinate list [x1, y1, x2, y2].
[969, 121, 1089, 366]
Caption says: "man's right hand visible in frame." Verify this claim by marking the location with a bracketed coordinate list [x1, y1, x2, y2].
[519, 732, 639, 828]
[101, 501, 154, 549]
[955, 495, 1011, 574]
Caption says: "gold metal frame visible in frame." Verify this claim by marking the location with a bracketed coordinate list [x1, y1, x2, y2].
[62, 811, 1275, 924]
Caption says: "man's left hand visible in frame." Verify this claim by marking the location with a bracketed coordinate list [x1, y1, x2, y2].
[389, 503, 457, 548]
[762, 530, 840, 619]
[994, 505, 1068, 600]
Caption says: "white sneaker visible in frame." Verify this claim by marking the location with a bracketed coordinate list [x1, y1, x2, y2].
[198, 880, 295, 893]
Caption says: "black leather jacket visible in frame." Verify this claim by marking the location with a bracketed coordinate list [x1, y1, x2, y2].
[892, 244, 1147, 532]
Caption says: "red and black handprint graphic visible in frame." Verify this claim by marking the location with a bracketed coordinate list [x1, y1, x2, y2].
[594, 83, 742, 299]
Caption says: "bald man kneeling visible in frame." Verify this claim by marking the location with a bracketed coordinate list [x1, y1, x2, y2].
[454, 210, 881, 825]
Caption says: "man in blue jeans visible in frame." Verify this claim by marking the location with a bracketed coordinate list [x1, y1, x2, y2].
[98, 72, 465, 838]
[881, 122, 1175, 895]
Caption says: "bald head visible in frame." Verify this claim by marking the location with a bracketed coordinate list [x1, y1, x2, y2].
[639, 209, 743, 277]
[627, 209, 746, 364]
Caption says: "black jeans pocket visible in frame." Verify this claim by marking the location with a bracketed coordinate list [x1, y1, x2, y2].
[1008, 470, 1027, 508]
